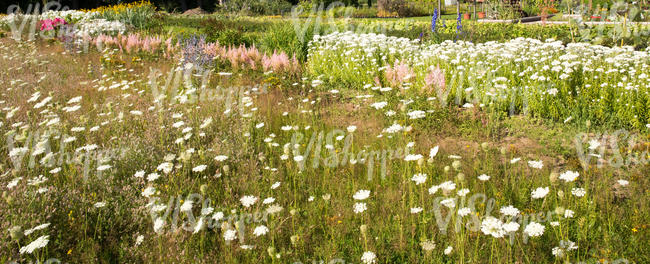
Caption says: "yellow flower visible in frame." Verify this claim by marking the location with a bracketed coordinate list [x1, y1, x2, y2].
[67, 248, 73, 255]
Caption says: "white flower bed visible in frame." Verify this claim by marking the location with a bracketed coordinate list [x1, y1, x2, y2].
[75, 19, 126, 37]
[0, 10, 126, 37]
[307, 31, 650, 128]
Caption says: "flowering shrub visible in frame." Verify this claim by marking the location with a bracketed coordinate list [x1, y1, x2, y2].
[39, 18, 66, 32]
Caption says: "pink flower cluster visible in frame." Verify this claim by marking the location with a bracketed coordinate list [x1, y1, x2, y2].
[424, 65, 446, 94]
[93, 34, 176, 56]
[90, 33, 301, 74]
[40, 18, 66, 31]
[385, 60, 414, 88]
[206, 43, 300, 74]
[261, 51, 299, 74]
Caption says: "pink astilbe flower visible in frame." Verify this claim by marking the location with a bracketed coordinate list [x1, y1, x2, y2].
[125, 34, 142, 53]
[424, 65, 446, 94]
[262, 51, 292, 73]
[203, 42, 219, 58]
[91, 33, 168, 54]
[226, 46, 241, 69]
[143, 36, 161, 53]
[93, 34, 118, 51]
[165, 37, 175, 57]
[261, 54, 272, 72]
[273, 52, 291, 72]
[238, 45, 249, 65]
[245, 45, 261, 70]
[384, 60, 414, 88]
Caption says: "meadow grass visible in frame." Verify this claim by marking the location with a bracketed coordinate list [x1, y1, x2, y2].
[0, 36, 647, 263]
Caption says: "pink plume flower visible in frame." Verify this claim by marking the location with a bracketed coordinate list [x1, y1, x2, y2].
[385, 60, 413, 88]
[424, 65, 446, 94]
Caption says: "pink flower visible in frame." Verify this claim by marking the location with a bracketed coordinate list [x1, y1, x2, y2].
[40, 19, 54, 31]
[53, 18, 66, 26]
[384, 60, 413, 88]
[424, 65, 446, 94]
[39, 18, 65, 32]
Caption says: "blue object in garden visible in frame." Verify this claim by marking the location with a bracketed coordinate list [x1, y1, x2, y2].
[455, 12, 462, 41]
[431, 8, 438, 33]
[180, 34, 213, 71]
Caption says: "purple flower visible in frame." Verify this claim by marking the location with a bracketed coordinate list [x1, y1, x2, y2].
[456, 12, 463, 41]
[431, 9, 439, 33]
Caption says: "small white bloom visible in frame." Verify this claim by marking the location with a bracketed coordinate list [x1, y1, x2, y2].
[263, 197, 276, 204]
[361, 251, 376, 264]
[134, 170, 145, 178]
[354, 202, 367, 214]
[500, 205, 520, 217]
[147, 173, 160, 182]
[528, 160, 543, 169]
[457, 188, 470, 197]
[559, 170, 579, 182]
[428, 185, 440, 195]
[19, 235, 50, 254]
[253, 225, 269, 237]
[503, 222, 520, 232]
[429, 146, 439, 158]
[444, 246, 453, 255]
[531, 187, 550, 199]
[440, 198, 456, 208]
[588, 139, 601, 150]
[478, 174, 490, 181]
[571, 187, 586, 197]
[564, 209, 575, 218]
[142, 186, 156, 198]
[411, 173, 427, 185]
[214, 155, 229, 161]
[481, 217, 505, 238]
[192, 165, 207, 172]
[353, 190, 371, 200]
[224, 229, 237, 241]
[240, 196, 258, 207]
[457, 207, 471, 217]
[524, 222, 545, 237]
